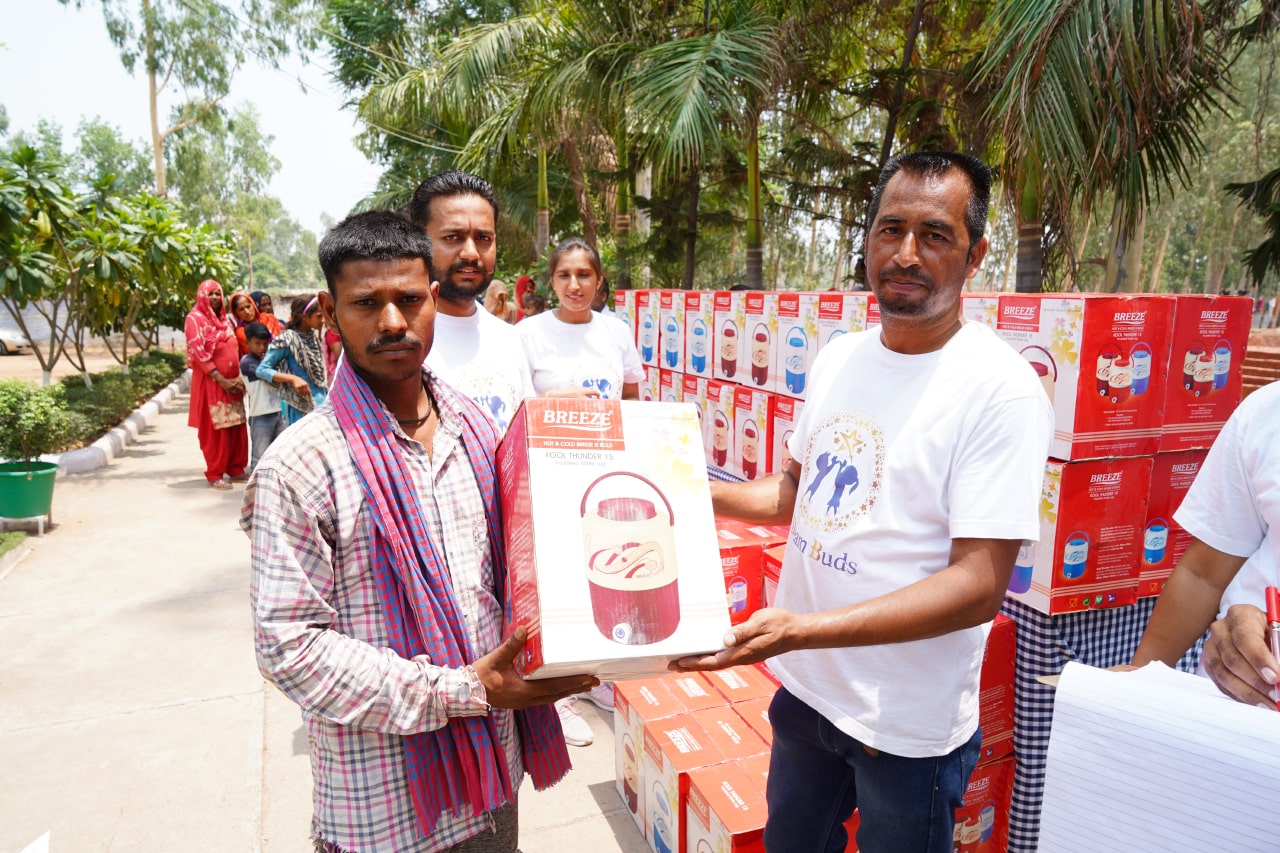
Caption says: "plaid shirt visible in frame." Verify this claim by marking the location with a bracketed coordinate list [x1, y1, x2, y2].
[242, 370, 523, 852]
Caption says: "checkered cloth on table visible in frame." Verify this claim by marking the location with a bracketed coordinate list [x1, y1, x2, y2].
[1001, 598, 1205, 853]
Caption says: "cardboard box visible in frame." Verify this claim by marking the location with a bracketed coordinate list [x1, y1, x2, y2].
[714, 291, 747, 383]
[714, 520, 789, 624]
[1139, 449, 1208, 598]
[644, 716, 727, 853]
[615, 678, 691, 838]
[686, 763, 767, 853]
[1006, 457, 1154, 614]
[498, 398, 733, 678]
[732, 696, 774, 747]
[690, 705, 768, 762]
[977, 615, 1015, 765]
[742, 291, 776, 390]
[772, 292, 818, 397]
[731, 387, 774, 481]
[660, 369, 683, 404]
[616, 289, 637, 343]
[705, 380, 736, 474]
[952, 755, 1015, 853]
[637, 290, 661, 367]
[661, 672, 730, 712]
[661, 290, 688, 371]
[960, 293, 1000, 329]
[992, 293, 1174, 460]
[816, 292, 871, 354]
[762, 544, 785, 609]
[1160, 295, 1252, 451]
[737, 752, 771, 791]
[641, 365, 660, 402]
[682, 374, 707, 429]
[771, 396, 802, 475]
[684, 291, 716, 378]
[701, 664, 778, 705]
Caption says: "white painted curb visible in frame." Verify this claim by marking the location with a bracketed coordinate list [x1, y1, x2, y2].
[45, 369, 192, 476]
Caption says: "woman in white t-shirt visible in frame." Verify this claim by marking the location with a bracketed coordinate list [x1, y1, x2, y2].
[518, 236, 643, 739]
[518, 237, 644, 400]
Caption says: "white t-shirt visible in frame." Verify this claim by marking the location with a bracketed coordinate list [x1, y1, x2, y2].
[518, 310, 645, 399]
[426, 307, 534, 434]
[1175, 380, 1280, 626]
[774, 323, 1052, 757]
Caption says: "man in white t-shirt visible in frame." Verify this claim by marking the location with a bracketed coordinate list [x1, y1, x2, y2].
[1131, 381, 1280, 704]
[407, 171, 598, 749]
[674, 152, 1051, 853]
[407, 171, 534, 436]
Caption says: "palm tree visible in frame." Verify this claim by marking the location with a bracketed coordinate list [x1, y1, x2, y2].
[975, 0, 1278, 292]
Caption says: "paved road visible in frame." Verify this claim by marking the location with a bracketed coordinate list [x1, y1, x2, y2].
[0, 389, 646, 853]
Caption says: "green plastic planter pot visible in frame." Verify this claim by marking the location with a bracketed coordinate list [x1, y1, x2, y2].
[0, 461, 59, 519]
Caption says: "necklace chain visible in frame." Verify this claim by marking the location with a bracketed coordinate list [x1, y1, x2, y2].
[396, 384, 436, 427]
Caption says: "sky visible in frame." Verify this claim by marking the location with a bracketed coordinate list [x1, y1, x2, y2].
[0, 2, 385, 236]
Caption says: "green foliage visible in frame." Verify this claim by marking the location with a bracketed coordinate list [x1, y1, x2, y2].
[57, 350, 184, 437]
[0, 379, 82, 462]
[0, 530, 27, 561]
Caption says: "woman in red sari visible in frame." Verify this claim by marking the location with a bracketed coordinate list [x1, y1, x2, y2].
[185, 279, 249, 490]
[228, 291, 260, 355]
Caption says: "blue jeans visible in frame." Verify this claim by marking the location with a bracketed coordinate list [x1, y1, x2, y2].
[248, 412, 284, 472]
[763, 687, 981, 853]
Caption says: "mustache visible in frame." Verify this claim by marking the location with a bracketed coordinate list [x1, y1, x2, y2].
[365, 334, 421, 353]
[876, 265, 931, 286]
[449, 260, 484, 275]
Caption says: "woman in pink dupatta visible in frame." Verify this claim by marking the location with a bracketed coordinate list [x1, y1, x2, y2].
[185, 279, 249, 490]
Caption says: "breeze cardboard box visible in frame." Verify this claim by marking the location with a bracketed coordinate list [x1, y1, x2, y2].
[636, 290, 661, 367]
[1139, 449, 1208, 598]
[1159, 294, 1252, 451]
[771, 292, 818, 398]
[976, 615, 1015, 765]
[704, 379, 736, 473]
[771, 395, 802, 476]
[685, 762, 767, 853]
[1006, 456, 1154, 615]
[742, 291, 776, 391]
[660, 290, 688, 371]
[683, 291, 716, 378]
[991, 293, 1174, 460]
[714, 291, 747, 384]
[615, 677, 701, 841]
[498, 398, 733, 679]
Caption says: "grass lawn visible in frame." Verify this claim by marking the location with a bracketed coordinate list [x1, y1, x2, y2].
[0, 530, 28, 560]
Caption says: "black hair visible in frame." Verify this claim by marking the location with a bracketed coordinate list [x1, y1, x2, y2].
[285, 294, 321, 331]
[548, 236, 603, 280]
[317, 210, 433, 293]
[243, 321, 271, 342]
[866, 151, 992, 251]
[407, 170, 499, 229]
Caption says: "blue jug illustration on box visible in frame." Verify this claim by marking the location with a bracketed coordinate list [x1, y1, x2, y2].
[1062, 531, 1090, 580]
[663, 316, 681, 367]
[1009, 540, 1035, 594]
[1213, 339, 1232, 390]
[785, 326, 809, 395]
[641, 314, 655, 362]
[1129, 341, 1152, 395]
[1143, 518, 1169, 565]
[690, 318, 708, 374]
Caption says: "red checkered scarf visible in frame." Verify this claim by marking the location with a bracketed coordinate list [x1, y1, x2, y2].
[328, 360, 569, 837]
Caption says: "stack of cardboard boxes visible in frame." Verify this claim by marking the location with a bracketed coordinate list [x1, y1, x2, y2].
[613, 617, 1020, 853]
[960, 293, 1251, 614]
[615, 290, 879, 481]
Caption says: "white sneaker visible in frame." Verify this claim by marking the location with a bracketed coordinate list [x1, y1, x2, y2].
[581, 682, 615, 712]
[556, 697, 593, 747]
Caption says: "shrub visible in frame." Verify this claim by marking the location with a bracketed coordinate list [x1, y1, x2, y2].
[0, 379, 82, 464]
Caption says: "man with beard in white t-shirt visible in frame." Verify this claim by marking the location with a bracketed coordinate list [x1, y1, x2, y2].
[673, 152, 1052, 853]
[407, 171, 598, 749]
[407, 171, 534, 436]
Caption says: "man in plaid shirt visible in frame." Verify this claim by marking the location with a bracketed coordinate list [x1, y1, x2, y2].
[243, 210, 596, 852]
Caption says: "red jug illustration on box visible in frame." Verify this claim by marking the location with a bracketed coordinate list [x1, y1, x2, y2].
[1019, 345, 1057, 405]
[750, 323, 770, 386]
[582, 472, 681, 645]
[720, 319, 739, 379]
[741, 418, 760, 479]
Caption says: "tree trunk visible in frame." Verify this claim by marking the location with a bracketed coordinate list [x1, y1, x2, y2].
[535, 144, 550, 257]
[613, 128, 632, 290]
[1147, 215, 1173, 293]
[1103, 199, 1145, 293]
[144, 0, 167, 197]
[744, 115, 764, 290]
[562, 138, 598, 248]
[1204, 206, 1241, 295]
[1182, 179, 1213, 293]
[683, 163, 700, 290]
[876, 0, 929, 170]
[807, 210, 819, 283]
[1015, 218, 1044, 292]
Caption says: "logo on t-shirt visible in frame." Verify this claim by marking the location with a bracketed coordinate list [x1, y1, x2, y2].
[451, 364, 521, 431]
[572, 357, 624, 399]
[798, 412, 884, 534]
